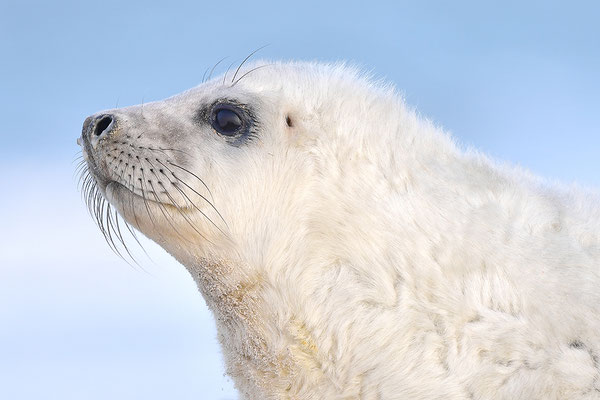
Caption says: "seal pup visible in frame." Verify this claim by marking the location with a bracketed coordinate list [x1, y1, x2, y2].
[78, 61, 600, 399]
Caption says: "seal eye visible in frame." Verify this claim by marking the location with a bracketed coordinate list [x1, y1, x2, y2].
[213, 107, 243, 136]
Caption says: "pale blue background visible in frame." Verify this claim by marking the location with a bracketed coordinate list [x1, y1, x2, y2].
[0, 1, 598, 399]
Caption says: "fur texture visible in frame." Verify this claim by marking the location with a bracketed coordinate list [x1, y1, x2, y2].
[80, 61, 600, 399]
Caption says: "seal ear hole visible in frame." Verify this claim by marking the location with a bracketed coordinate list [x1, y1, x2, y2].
[286, 115, 293, 128]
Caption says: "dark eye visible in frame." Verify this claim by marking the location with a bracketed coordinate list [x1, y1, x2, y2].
[213, 107, 243, 136]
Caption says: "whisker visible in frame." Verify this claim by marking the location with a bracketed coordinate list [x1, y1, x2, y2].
[74, 160, 87, 173]
[157, 181, 217, 245]
[159, 160, 227, 227]
[79, 163, 147, 267]
[231, 45, 269, 83]
[126, 168, 144, 231]
[165, 160, 215, 201]
[166, 179, 228, 237]
[201, 66, 210, 84]
[223, 60, 237, 86]
[207, 57, 228, 82]
[104, 203, 129, 261]
[146, 161, 227, 237]
[231, 64, 273, 87]
[96, 197, 119, 255]
[77, 167, 90, 190]
[145, 178, 197, 245]
[109, 164, 152, 268]
[137, 171, 159, 230]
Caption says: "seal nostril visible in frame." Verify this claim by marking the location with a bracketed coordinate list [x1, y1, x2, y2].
[94, 115, 113, 137]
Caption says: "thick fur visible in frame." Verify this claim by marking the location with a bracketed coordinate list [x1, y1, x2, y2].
[80, 61, 600, 399]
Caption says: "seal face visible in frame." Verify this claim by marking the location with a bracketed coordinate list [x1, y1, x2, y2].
[78, 81, 269, 254]
[78, 61, 600, 399]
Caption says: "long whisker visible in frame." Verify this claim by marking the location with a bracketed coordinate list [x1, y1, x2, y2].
[165, 160, 215, 201]
[123, 169, 150, 259]
[160, 160, 227, 227]
[149, 179, 213, 244]
[151, 166, 229, 237]
[144, 177, 197, 245]
[98, 197, 121, 257]
[168, 179, 228, 237]
[143, 149, 212, 200]
[223, 60, 237, 86]
[145, 158, 226, 236]
[201, 66, 210, 84]
[231, 64, 273, 87]
[231, 45, 269, 83]
[104, 202, 135, 265]
[109, 162, 152, 266]
[207, 57, 228, 82]
[74, 160, 87, 176]
[135, 168, 159, 230]
[81, 166, 145, 267]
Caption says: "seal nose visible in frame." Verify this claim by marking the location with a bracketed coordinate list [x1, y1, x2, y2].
[82, 114, 117, 149]
[93, 115, 114, 138]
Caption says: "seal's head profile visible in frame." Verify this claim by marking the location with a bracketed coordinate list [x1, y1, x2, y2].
[78, 61, 420, 291]
[78, 61, 600, 399]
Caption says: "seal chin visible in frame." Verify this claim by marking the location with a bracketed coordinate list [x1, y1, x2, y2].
[104, 181, 133, 212]
[105, 181, 124, 203]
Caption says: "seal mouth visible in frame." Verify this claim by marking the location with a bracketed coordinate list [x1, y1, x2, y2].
[78, 136, 177, 210]
[106, 180, 178, 209]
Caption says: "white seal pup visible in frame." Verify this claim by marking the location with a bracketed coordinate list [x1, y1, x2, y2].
[78, 61, 600, 399]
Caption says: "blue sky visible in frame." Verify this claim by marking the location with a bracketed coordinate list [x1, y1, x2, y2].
[1, 1, 599, 399]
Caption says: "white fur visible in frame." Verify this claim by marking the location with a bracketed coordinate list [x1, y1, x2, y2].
[85, 61, 600, 399]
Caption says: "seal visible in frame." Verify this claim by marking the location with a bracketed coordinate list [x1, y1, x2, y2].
[78, 61, 600, 399]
